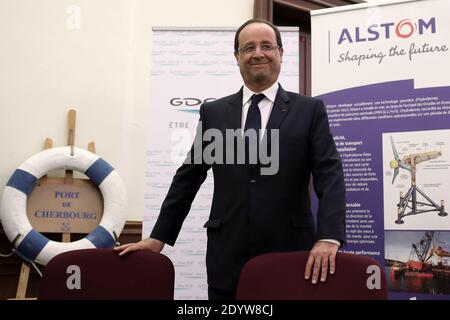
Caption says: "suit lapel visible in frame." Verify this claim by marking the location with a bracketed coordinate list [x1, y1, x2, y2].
[257, 85, 290, 179]
[266, 84, 290, 131]
[262, 84, 290, 145]
[226, 88, 249, 178]
[227, 88, 243, 130]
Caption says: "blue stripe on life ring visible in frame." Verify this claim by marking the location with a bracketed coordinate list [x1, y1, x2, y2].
[85, 158, 114, 186]
[16, 229, 49, 261]
[6, 169, 37, 196]
[86, 225, 115, 248]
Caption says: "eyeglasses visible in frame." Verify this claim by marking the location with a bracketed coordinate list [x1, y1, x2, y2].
[237, 43, 280, 55]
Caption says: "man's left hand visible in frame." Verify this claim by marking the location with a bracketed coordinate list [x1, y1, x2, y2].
[304, 241, 339, 284]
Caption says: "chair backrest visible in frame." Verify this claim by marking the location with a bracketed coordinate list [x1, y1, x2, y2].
[38, 248, 174, 300]
[236, 251, 388, 300]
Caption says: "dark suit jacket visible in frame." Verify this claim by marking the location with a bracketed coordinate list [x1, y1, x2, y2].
[151, 85, 346, 291]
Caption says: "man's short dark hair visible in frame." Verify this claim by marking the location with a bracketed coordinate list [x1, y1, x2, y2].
[234, 18, 283, 52]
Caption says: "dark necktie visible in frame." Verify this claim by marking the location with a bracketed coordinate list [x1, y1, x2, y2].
[244, 93, 265, 165]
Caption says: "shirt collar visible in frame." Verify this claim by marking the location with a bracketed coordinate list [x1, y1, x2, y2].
[242, 82, 279, 106]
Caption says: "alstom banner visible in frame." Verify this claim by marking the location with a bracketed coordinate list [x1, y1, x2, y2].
[312, 0, 450, 300]
[145, 27, 299, 299]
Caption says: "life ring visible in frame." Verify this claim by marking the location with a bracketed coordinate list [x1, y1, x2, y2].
[0, 146, 127, 265]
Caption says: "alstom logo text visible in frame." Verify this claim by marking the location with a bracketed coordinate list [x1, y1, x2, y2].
[338, 17, 436, 45]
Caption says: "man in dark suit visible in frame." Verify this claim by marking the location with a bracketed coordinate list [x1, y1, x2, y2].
[116, 18, 346, 300]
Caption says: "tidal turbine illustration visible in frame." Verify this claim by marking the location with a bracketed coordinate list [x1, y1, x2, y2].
[389, 136, 447, 224]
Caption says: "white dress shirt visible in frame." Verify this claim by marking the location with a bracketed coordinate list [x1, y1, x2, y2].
[241, 82, 278, 138]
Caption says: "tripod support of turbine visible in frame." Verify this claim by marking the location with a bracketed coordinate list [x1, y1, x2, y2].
[395, 163, 447, 224]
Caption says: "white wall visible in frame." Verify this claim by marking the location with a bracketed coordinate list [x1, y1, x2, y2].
[0, 0, 253, 222]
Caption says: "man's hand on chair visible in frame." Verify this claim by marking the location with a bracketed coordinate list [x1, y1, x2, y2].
[114, 238, 165, 256]
[304, 241, 339, 284]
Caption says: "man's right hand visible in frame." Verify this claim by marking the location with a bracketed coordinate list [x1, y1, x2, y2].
[114, 237, 165, 256]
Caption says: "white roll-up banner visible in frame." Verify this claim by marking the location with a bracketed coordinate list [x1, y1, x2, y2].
[145, 27, 299, 299]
